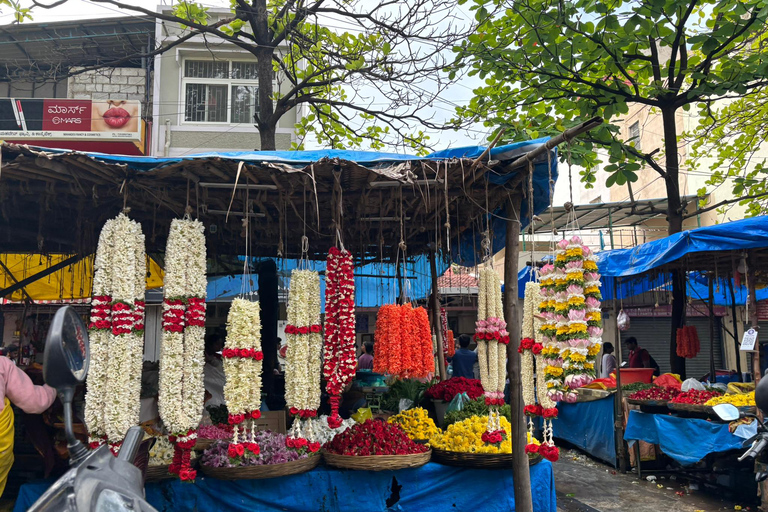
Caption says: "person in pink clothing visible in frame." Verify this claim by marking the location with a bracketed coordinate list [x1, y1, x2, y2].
[0, 355, 57, 496]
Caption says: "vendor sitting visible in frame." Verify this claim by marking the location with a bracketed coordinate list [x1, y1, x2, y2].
[0, 355, 57, 496]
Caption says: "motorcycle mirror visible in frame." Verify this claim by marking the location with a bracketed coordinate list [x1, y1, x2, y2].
[756, 376, 768, 415]
[43, 306, 90, 466]
[712, 403, 740, 422]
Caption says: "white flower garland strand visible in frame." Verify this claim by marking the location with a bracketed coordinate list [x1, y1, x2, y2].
[84, 213, 145, 449]
[158, 218, 207, 481]
[284, 270, 322, 427]
[223, 297, 263, 446]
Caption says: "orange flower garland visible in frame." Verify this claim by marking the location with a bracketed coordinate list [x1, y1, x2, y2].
[374, 304, 434, 378]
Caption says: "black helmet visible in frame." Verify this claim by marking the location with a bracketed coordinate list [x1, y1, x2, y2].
[756, 377, 768, 415]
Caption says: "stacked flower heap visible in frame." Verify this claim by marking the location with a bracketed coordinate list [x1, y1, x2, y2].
[85, 213, 146, 452]
[324, 420, 429, 456]
[202, 430, 313, 468]
[474, 266, 509, 446]
[222, 298, 263, 459]
[158, 217, 207, 482]
[284, 269, 322, 453]
[426, 377, 484, 402]
[518, 281, 555, 461]
[323, 248, 356, 429]
[387, 407, 440, 441]
[540, 236, 603, 404]
[373, 304, 434, 378]
[430, 415, 541, 458]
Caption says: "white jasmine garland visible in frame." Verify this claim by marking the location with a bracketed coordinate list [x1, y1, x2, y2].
[224, 298, 263, 417]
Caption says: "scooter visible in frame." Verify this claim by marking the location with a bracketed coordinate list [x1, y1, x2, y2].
[713, 376, 768, 482]
[28, 306, 157, 512]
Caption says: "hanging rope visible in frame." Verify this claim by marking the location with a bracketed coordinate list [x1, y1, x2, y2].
[528, 159, 536, 282]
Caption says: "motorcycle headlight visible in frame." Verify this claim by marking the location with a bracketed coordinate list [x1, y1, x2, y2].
[95, 489, 135, 512]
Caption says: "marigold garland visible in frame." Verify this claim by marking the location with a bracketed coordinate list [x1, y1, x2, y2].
[284, 269, 322, 448]
[223, 298, 263, 456]
[158, 217, 207, 482]
[85, 213, 146, 452]
[323, 247, 357, 429]
[676, 325, 701, 358]
[373, 303, 434, 378]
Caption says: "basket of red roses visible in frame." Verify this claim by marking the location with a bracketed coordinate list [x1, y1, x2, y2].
[323, 420, 431, 471]
[199, 431, 321, 480]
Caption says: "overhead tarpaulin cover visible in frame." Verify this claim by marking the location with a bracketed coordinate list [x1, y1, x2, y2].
[595, 217, 768, 278]
[0, 253, 163, 301]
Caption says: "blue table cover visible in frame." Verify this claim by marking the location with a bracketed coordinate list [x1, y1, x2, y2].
[553, 396, 617, 467]
[13, 461, 557, 512]
[624, 410, 745, 466]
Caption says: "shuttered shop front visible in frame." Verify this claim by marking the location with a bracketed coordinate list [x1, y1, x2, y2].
[619, 317, 723, 378]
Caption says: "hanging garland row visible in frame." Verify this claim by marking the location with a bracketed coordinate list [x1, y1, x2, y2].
[85, 213, 146, 451]
[373, 303, 434, 378]
[158, 217, 208, 482]
[323, 248, 357, 429]
[440, 308, 455, 358]
[223, 298, 263, 457]
[284, 269, 322, 451]
[474, 266, 508, 445]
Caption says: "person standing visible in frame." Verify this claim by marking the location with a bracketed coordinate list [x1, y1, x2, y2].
[600, 342, 617, 378]
[0, 355, 57, 495]
[448, 334, 478, 379]
[358, 342, 374, 370]
[625, 337, 660, 376]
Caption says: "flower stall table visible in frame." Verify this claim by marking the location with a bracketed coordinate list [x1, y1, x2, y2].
[14, 461, 558, 512]
[552, 395, 617, 467]
[623, 410, 747, 478]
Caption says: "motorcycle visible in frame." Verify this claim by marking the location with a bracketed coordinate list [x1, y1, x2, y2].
[28, 306, 157, 512]
[713, 376, 768, 483]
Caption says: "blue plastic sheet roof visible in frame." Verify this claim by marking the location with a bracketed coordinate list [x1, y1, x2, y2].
[595, 217, 768, 278]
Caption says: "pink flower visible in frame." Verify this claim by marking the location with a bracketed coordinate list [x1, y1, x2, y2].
[557, 239, 569, 250]
[585, 272, 600, 282]
[566, 260, 583, 269]
[566, 284, 582, 295]
[541, 264, 555, 276]
[582, 246, 592, 256]
[585, 297, 601, 309]
[587, 326, 603, 338]
[569, 236, 583, 245]
[565, 391, 579, 403]
[568, 310, 586, 321]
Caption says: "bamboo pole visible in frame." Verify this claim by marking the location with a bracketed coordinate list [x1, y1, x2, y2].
[429, 248, 448, 381]
[504, 195, 533, 512]
[709, 273, 717, 383]
[747, 252, 761, 385]
[612, 278, 627, 472]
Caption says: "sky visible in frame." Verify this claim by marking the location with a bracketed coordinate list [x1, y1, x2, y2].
[5, 0, 493, 152]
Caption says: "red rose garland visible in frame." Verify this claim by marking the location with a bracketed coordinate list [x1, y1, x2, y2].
[323, 247, 356, 429]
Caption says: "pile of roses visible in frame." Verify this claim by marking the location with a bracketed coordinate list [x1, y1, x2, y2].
[324, 419, 429, 456]
[426, 377, 484, 402]
[670, 389, 723, 405]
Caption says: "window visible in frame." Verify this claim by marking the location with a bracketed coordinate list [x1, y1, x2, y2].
[629, 121, 641, 151]
[182, 59, 263, 124]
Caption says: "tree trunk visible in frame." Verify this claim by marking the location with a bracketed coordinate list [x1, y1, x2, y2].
[504, 196, 533, 512]
[661, 105, 687, 378]
[253, 0, 277, 151]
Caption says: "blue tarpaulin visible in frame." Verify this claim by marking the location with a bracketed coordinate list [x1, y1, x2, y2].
[14, 462, 557, 512]
[553, 396, 617, 467]
[595, 217, 768, 278]
[624, 410, 745, 466]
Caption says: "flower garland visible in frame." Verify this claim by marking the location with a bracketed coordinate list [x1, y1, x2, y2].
[158, 217, 207, 482]
[474, 266, 508, 444]
[521, 281, 558, 462]
[372, 303, 434, 378]
[440, 308, 455, 358]
[84, 213, 145, 452]
[284, 269, 322, 451]
[222, 298, 263, 458]
[323, 248, 356, 429]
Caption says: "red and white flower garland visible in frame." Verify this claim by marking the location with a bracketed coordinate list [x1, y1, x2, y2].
[284, 269, 322, 452]
[158, 218, 207, 482]
[474, 266, 508, 444]
[223, 298, 263, 457]
[85, 213, 146, 452]
[323, 248, 356, 429]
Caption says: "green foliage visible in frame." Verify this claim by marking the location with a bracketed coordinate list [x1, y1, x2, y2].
[380, 378, 435, 412]
[443, 398, 511, 427]
[452, 0, 768, 196]
[1, 0, 31, 22]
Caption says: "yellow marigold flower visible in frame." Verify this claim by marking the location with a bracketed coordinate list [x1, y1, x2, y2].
[566, 271, 584, 281]
[587, 344, 602, 356]
[569, 353, 586, 363]
[556, 253, 566, 262]
[584, 260, 598, 270]
[584, 286, 600, 295]
[546, 366, 563, 377]
[568, 296, 585, 306]
[569, 323, 588, 333]
[565, 247, 583, 257]
[585, 362, 595, 370]
[587, 311, 602, 321]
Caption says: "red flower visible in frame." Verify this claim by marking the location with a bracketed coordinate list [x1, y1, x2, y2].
[253, 351, 264, 361]
[525, 444, 540, 455]
[235, 444, 245, 456]
[289, 407, 299, 416]
[532, 343, 543, 355]
[308, 442, 321, 453]
[311, 324, 321, 333]
[247, 443, 260, 455]
[228, 445, 239, 458]
[524, 404, 543, 417]
[299, 326, 309, 335]
[542, 408, 558, 419]
[251, 410, 261, 419]
[239, 348, 252, 358]
[520, 338, 535, 350]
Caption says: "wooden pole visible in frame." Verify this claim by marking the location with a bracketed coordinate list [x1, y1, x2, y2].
[504, 195, 533, 512]
[709, 273, 717, 383]
[728, 271, 743, 381]
[429, 248, 448, 382]
[747, 252, 761, 385]
[612, 278, 627, 472]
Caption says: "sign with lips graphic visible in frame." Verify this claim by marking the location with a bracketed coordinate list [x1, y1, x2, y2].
[0, 98, 141, 141]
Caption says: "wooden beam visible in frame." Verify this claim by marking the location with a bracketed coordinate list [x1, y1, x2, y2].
[503, 194, 532, 512]
[429, 248, 447, 381]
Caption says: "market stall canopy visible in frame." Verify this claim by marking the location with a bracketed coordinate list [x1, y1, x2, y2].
[0, 253, 163, 301]
[0, 139, 558, 265]
[594, 217, 768, 277]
